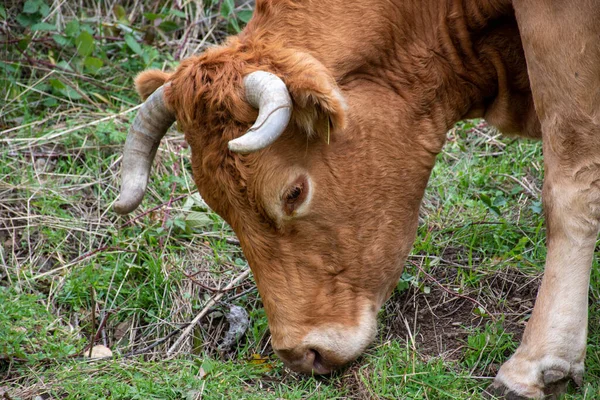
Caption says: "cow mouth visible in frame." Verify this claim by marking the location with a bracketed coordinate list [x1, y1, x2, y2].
[273, 304, 379, 374]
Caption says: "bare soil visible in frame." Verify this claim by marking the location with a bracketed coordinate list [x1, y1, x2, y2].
[381, 262, 541, 364]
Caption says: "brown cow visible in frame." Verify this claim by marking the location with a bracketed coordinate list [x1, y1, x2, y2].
[114, 0, 599, 398]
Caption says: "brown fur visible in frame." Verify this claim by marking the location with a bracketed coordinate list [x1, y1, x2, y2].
[133, 0, 597, 391]
[136, 0, 530, 348]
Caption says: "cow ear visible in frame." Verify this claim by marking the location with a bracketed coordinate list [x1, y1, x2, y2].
[284, 59, 347, 139]
[135, 70, 173, 101]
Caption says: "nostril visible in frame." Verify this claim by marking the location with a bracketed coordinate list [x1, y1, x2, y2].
[308, 348, 332, 375]
[309, 348, 322, 364]
[274, 347, 338, 375]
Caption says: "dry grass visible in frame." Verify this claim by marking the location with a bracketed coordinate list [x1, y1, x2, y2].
[1, 0, 259, 380]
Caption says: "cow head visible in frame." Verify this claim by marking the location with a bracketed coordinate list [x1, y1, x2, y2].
[115, 37, 441, 374]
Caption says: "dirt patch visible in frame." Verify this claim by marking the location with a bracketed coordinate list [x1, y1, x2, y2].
[380, 264, 541, 362]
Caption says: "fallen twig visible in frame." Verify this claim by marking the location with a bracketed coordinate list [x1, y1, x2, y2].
[80, 309, 117, 356]
[0, 104, 142, 143]
[119, 194, 188, 228]
[121, 324, 187, 358]
[28, 246, 134, 281]
[182, 271, 247, 293]
[88, 287, 97, 358]
[159, 162, 180, 247]
[167, 269, 251, 356]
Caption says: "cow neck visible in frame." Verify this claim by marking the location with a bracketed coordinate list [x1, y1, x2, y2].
[243, 0, 532, 138]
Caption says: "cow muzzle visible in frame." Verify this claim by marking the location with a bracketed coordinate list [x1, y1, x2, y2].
[272, 308, 378, 374]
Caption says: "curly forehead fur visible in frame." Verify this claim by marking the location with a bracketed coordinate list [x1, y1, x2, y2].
[138, 35, 346, 231]
[168, 36, 346, 138]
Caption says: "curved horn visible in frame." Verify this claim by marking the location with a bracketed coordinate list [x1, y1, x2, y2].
[228, 71, 292, 153]
[114, 85, 175, 214]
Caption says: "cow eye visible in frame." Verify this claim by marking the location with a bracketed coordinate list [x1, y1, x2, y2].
[282, 176, 308, 216]
[287, 185, 302, 201]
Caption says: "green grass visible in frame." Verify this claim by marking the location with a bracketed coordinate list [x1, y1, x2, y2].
[1, 1, 599, 399]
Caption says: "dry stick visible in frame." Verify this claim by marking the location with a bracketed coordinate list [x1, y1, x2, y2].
[1, 35, 121, 45]
[121, 324, 187, 358]
[199, 233, 240, 246]
[119, 194, 188, 229]
[29, 246, 134, 281]
[174, 22, 193, 60]
[0, 104, 142, 143]
[80, 309, 117, 355]
[88, 287, 97, 358]
[226, 286, 257, 302]
[408, 260, 497, 322]
[85, 323, 191, 363]
[181, 271, 247, 293]
[159, 162, 180, 248]
[167, 269, 251, 356]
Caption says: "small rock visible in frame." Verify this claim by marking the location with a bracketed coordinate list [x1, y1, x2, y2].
[86, 345, 113, 359]
[218, 305, 249, 352]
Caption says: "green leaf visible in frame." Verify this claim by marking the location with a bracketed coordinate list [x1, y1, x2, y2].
[0, 61, 17, 74]
[84, 56, 103, 74]
[39, 2, 50, 17]
[479, 193, 492, 206]
[229, 17, 241, 33]
[17, 37, 31, 51]
[396, 280, 409, 293]
[237, 10, 253, 23]
[220, 0, 234, 17]
[16, 13, 38, 27]
[65, 20, 80, 37]
[61, 86, 83, 100]
[80, 25, 94, 35]
[479, 194, 501, 216]
[56, 60, 74, 72]
[42, 98, 58, 107]
[142, 51, 151, 66]
[182, 193, 207, 212]
[124, 34, 143, 55]
[0, 5, 7, 20]
[143, 12, 161, 21]
[169, 9, 186, 18]
[493, 195, 507, 207]
[31, 22, 56, 31]
[473, 306, 489, 318]
[75, 30, 94, 56]
[52, 34, 71, 47]
[158, 20, 179, 33]
[190, 193, 207, 208]
[185, 212, 212, 230]
[23, 0, 40, 14]
[49, 78, 66, 90]
[172, 218, 187, 231]
[113, 5, 127, 21]
[529, 201, 542, 215]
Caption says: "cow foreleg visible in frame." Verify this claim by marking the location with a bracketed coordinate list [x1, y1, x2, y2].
[488, 158, 598, 398]
[488, 1, 600, 398]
